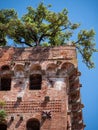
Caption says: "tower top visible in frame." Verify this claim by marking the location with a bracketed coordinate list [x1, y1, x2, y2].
[0, 45, 77, 67]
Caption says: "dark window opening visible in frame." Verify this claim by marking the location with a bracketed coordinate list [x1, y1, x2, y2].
[29, 74, 42, 90]
[0, 77, 11, 91]
[1, 65, 10, 71]
[26, 119, 40, 130]
[0, 123, 7, 130]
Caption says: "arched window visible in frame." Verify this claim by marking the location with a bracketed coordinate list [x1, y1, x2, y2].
[29, 74, 42, 90]
[0, 77, 11, 91]
[0, 123, 7, 130]
[1, 65, 10, 71]
[0, 64, 11, 91]
[26, 118, 40, 130]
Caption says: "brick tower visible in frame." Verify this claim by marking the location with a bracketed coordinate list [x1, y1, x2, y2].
[0, 46, 85, 130]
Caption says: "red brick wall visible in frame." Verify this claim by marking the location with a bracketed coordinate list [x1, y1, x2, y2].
[0, 46, 84, 130]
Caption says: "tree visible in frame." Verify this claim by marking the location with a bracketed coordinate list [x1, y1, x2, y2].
[0, 9, 17, 46]
[0, 3, 97, 68]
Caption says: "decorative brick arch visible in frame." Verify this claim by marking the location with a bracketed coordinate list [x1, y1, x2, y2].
[46, 63, 57, 76]
[60, 62, 75, 75]
[61, 62, 75, 72]
[56, 62, 75, 76]
[47, 63, 57, 70]
[13, 63, 24, 78]
[14, 63, 24, 71]
[30, 64, 41, 71]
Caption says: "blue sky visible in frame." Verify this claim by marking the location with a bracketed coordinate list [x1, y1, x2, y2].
[0, 0, 98, 130]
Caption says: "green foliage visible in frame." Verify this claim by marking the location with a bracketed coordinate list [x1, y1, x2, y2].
[0, 2, 97, 68]
[0, 9, 17, 46]
[0, 109, 7, 122]
[74, 29, 97, 68]
[0, 101, 6, 107]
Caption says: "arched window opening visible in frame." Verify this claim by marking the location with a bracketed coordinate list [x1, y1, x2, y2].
[26, 118, 40, 130]
[1, 65, 10, 71]
[29, 74, 42, 90]
[0, 77, 11, 91]
[0, 123, 7, 130]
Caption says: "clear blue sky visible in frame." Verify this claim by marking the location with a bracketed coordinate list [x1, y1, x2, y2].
[0, 0, 98, 130]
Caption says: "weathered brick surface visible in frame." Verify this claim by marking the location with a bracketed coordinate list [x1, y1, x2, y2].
[0, 46, 84, 130]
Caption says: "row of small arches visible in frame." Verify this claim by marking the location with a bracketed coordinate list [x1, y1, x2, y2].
[0, 62, 76, 91]
[0, 62, 75, 73]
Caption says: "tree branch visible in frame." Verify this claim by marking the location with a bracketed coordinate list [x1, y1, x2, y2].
[18, 39, 33, 47]
[28, 28, 38, 42]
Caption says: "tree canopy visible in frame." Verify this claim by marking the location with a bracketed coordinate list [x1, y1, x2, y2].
[0, 3, 97, 68]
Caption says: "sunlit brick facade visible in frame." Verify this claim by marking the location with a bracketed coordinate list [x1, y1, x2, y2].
[0, 46, 85, 130]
